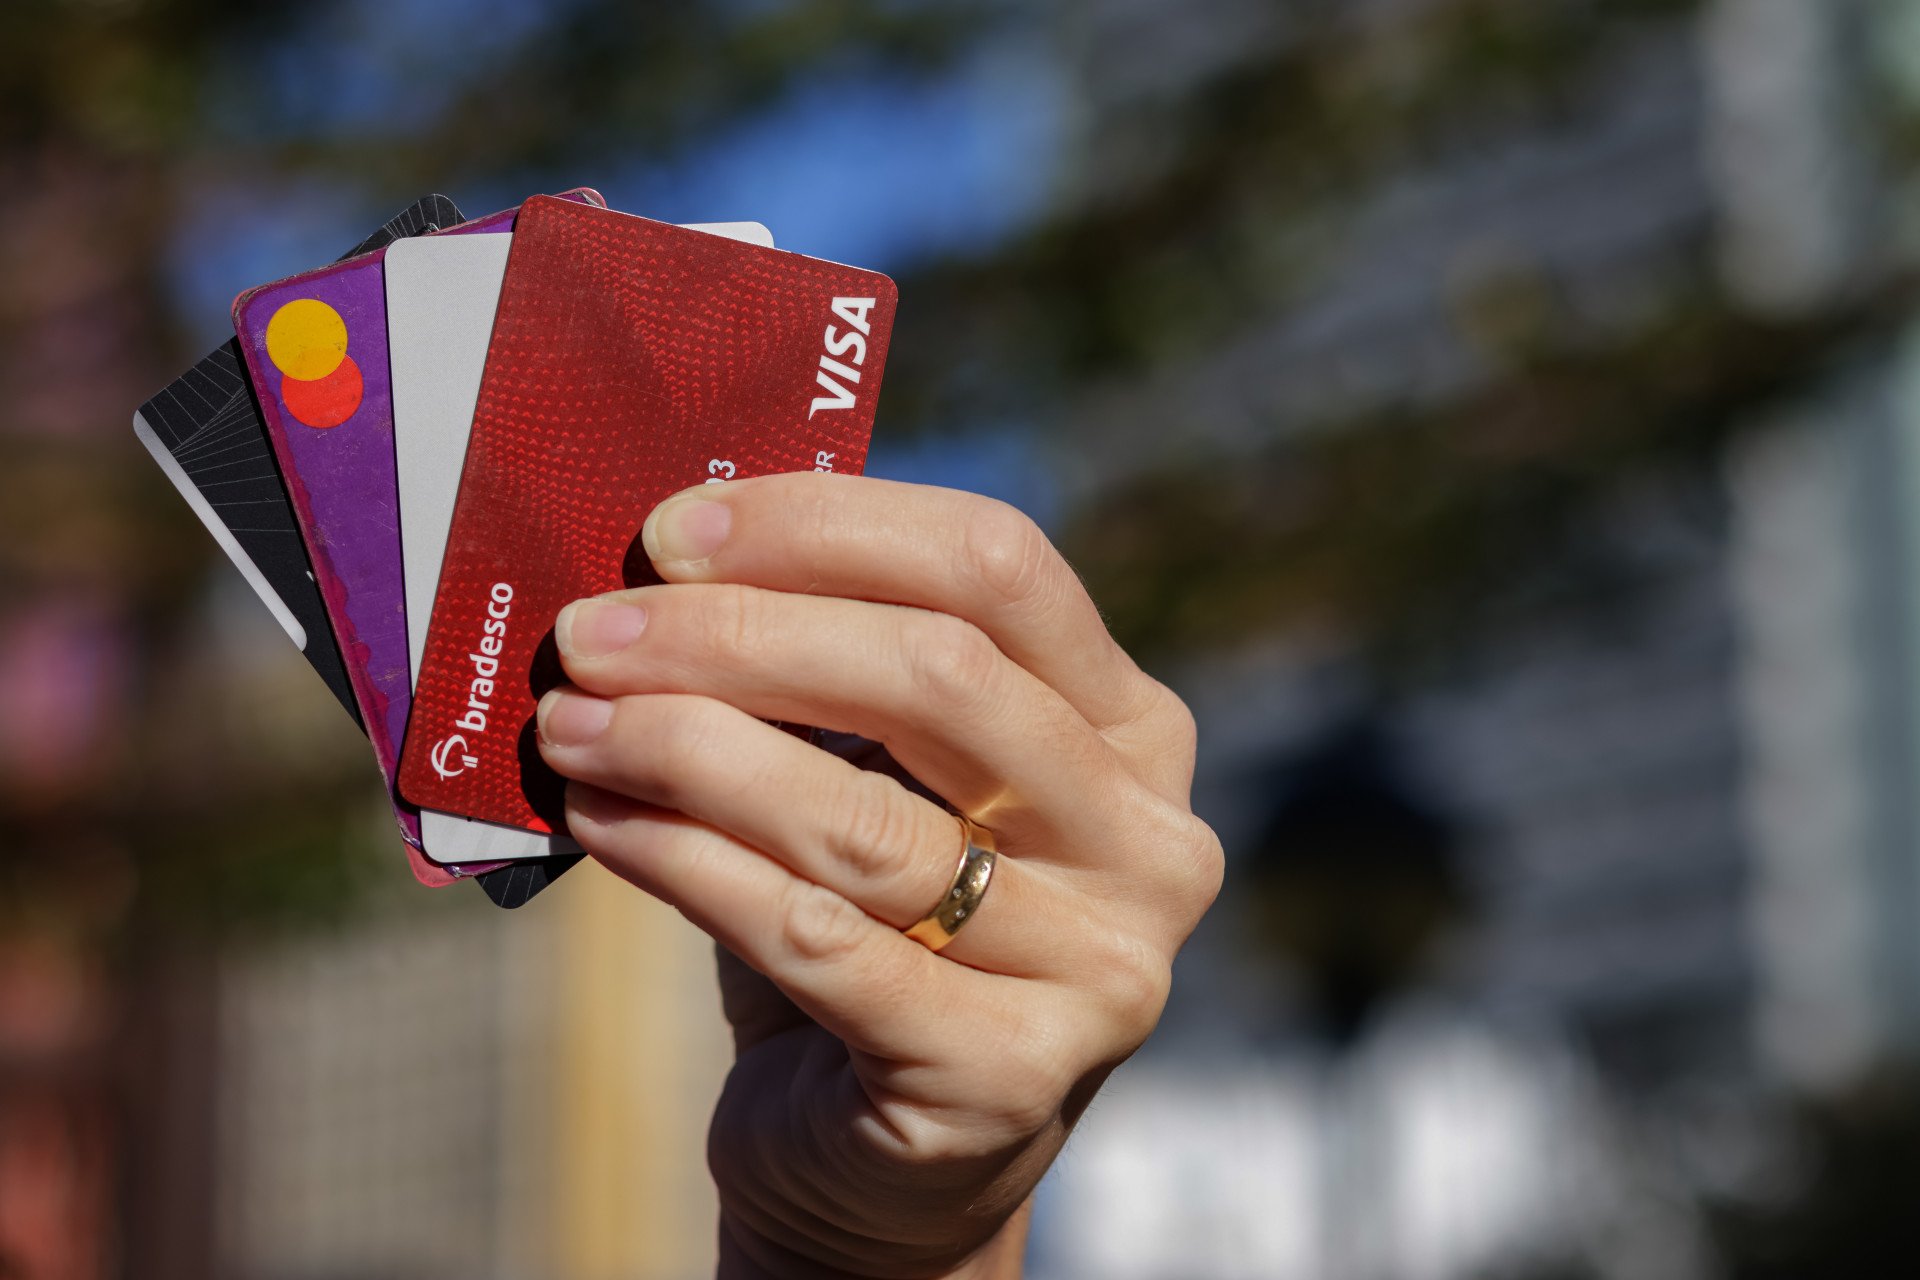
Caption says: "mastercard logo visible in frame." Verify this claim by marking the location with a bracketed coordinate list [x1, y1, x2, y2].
[265, 298, 363, 429]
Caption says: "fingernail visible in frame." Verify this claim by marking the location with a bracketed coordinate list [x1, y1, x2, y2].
[537, 688, 613, 746]
[556, 599, 648, 659]
[643, 494, 732, 566]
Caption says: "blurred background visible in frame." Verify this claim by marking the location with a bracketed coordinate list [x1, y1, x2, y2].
[6, 0, 1920, 1275]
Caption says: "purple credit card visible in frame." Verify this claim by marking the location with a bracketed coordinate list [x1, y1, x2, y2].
[232, 191, 599, 880]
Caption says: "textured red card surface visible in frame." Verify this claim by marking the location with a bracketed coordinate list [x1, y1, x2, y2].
[398, 196, 897, 832]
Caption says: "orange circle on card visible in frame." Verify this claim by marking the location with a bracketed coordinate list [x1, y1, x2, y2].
[281, 355, 363, 429]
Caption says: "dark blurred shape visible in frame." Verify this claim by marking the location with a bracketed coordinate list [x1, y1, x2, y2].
[622, 526, 668, 591]
[1241, 718, 1466, 1046]
[1705, 1070, 1920, 1280]
[476, 849, 583, 910]
[515, 713, 571, 833]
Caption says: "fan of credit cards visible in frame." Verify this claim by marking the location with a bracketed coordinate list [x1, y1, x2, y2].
[133, 189, 897, 908]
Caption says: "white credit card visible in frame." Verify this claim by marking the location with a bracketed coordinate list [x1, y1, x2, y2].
[386, 220, 775, 865]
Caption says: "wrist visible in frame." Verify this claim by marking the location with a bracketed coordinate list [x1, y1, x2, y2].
[943, 1199, 1031, 1280]
[716, 1197, 1032, 1280]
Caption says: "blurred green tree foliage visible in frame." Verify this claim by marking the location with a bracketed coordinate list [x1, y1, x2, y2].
[3, 0, 1906, 932]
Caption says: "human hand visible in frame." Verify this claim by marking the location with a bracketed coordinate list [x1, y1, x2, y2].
[535, 473, 1222, 1278]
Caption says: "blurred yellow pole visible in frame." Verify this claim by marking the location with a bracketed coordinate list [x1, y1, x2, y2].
[538, 858, 733, 1279]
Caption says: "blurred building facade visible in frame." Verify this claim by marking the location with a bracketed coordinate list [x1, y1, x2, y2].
[1037, 1, 1920, 1278]
[205, 862, 732, 1280]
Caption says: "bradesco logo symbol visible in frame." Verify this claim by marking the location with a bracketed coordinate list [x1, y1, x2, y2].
[430, 734, 478, 780]
[429, 582, 514, 781]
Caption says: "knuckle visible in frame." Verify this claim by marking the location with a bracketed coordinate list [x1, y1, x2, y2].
[961, 501, 1053, 611]
[1118, 790, 1226, 922]
[1154, 805, 1227, 918]
[1151, 681, 1200, 756]
[903, 612, 1001, 714]
[830, 774, 925, 893]
[624, 696, 725, 802]
[777, 877, 873, 967]
[991, 1091, 1065, 1141]
[672, 822, 735, 888]
[985, 1012, 1074, 1132]
[1187, 821, 1227, 914]
[708, 583, 775, 666]
[1092, 935, 1174, 1049]
[797, 479, 844, 548]
[1161, 829, 1225, 925]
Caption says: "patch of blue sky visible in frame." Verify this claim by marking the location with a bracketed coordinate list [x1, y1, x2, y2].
[169, 8, 1064, 516]
[636, 41, 1062, 516]
[609, 41, 1062, 271]
[175, 26, 1058, 314]
[164, 180, 367, 338]
[866, 425, 1062, 530]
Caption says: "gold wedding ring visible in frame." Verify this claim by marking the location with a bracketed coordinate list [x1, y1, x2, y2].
[904, 815, 998, 953]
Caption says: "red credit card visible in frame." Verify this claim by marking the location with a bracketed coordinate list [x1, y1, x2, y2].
[398, 196, 897, 832]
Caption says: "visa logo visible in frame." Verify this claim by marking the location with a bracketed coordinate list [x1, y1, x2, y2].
[808, 297, 878, 420]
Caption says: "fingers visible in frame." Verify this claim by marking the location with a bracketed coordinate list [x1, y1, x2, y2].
[536, 689, 1070, 976]
[639, 473, 1162, 736]
[552, 581, 1117, 844]
[576, 782, 1144, 1164]
[567, 783, 1017, 1061]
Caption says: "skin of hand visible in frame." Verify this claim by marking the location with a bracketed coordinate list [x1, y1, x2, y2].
[533, 473, 1223, 1279]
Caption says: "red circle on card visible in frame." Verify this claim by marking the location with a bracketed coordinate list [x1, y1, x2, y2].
[282, 355, 363, 429]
